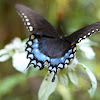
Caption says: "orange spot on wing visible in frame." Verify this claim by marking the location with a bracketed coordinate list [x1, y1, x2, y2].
[45, 61, 48, 65]
[71, 43, 74, 45]
[40, 35, 43, 37]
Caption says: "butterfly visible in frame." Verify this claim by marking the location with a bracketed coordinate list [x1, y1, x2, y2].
[15, 4, 100, 82]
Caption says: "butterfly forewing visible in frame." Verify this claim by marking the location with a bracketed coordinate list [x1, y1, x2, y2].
[66, 22, 100, 43]
[15, 4, 60, 37]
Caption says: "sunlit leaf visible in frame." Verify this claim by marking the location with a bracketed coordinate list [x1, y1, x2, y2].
[77, 38, 98, 47]
[77, 39, 98, 60]
[59, 73, 68, 88]
[57, 84, 72, 100]
[78, 63, 97, 98]
[68, 57, 78, 71]
[79, 46, 95, 60]
[38, 72, 58, 100]
[68, 71, 78, 86]
[0, 74, 26, 98]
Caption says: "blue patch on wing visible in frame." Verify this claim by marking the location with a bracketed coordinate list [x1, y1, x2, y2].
[32, 43, 38, 48]
[31, 39, 50, 62]
[29, 38, 76, 66]
[33, 38, 38, 43]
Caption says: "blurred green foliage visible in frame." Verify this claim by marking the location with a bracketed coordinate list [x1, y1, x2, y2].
[0, 0, 100, 100]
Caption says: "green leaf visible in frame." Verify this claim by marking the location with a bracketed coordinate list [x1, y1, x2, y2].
[0, 74, 26, 98]
[68, 71, 78, 86]
[78, 63, 97, 98]
[59, 73, 68, 88]
[38, 72, 58, 100]
[57, 84, 72, 100]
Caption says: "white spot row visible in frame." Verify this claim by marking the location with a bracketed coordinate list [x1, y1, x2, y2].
[69, 54, 74, 58]
[27, 41, 33, 46]
[31, 60, 36, 65]
[30, 60, 43, 69]
[22, 13, 25, 16]
[83, 35, 86, 38]
[48, 66, 57, 73]
[20, 12, 33, 32]
[25, 18, 29, 21]
[52, 67, 56, 72]
[28, 54, 34, 59]
[65, 59, 69, 64]
[27, 22, 31, 25]
[49, 66, 52, 70]
[88, 32, 91, 35]
[96, 29, 99, 31]
[26, 47, 32, 52]
[58, 63, 63, 69]
[78, 38, 82, 42]
[73, 47, 77, 52]
[78, 28, 99, 43]
[29, 26, 33, 31]
[64, 64, 67, 68]
[37, 62, 42, 68]
[24, 15, 27, 18]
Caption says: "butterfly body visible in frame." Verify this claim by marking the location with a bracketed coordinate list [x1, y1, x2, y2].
[15, 4, 100, 82]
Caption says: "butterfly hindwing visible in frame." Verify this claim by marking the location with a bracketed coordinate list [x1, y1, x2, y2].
[26, 35, 76, 65]
[15, 4, 60, 37]
[25, 34, 76, 82]
[66, 22, 100, 43]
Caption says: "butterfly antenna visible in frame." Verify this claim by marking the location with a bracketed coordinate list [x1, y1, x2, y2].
[60, 25, 66, 36]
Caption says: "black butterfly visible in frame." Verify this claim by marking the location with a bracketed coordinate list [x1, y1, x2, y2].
[15, 4, 100, 82]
